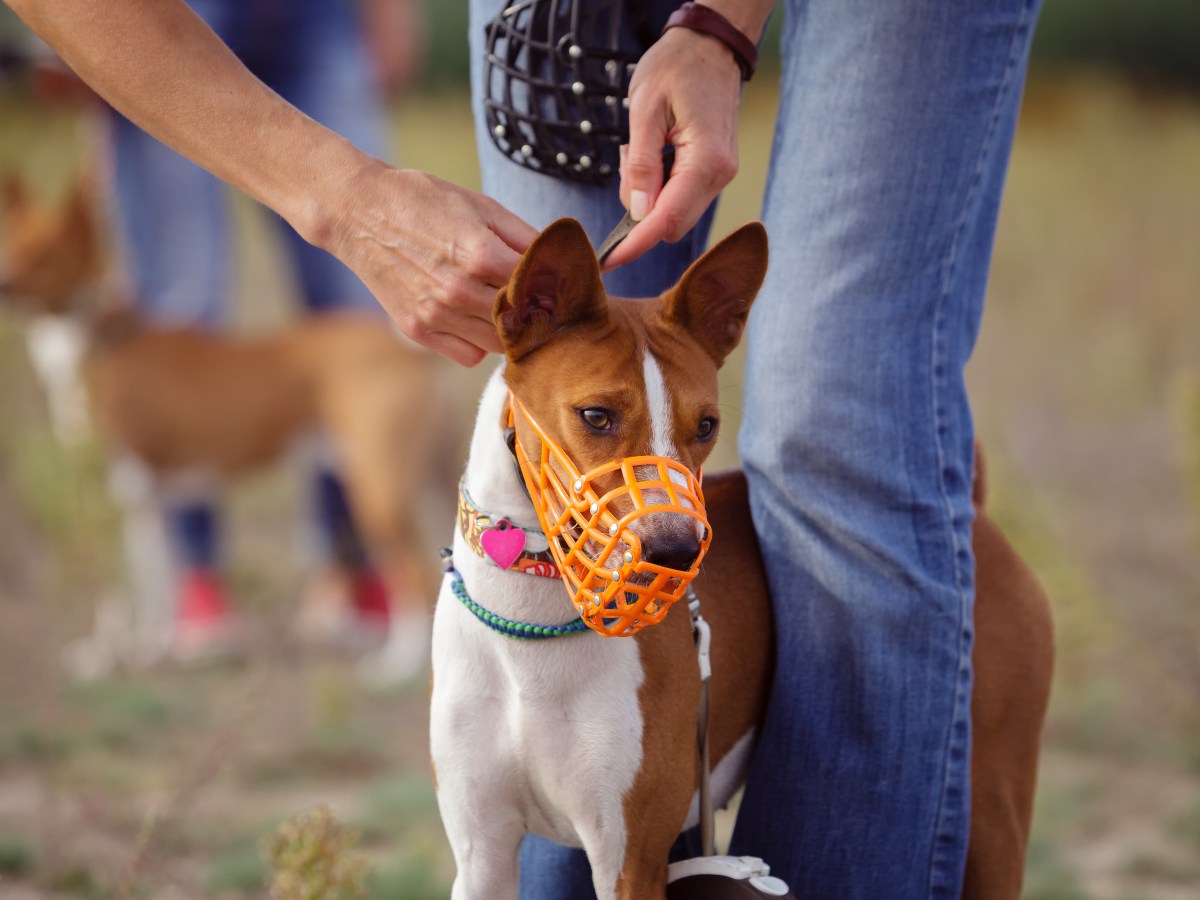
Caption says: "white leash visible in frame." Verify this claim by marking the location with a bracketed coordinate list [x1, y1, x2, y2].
[687, 586, 716, 857]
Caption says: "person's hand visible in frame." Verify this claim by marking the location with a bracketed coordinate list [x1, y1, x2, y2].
[601, 26, 743, 270]
[322, 158, 537, 366]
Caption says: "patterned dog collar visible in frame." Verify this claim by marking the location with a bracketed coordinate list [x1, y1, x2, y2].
[457, 482, 561, 579]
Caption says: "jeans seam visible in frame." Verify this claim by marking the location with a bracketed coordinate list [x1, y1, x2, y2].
[925, 3, 1036, 895]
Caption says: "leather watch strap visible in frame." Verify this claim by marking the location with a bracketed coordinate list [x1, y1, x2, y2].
[663, 3, 758, 81]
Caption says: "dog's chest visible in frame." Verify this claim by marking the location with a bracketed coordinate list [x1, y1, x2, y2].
[430, 550, 647, 848]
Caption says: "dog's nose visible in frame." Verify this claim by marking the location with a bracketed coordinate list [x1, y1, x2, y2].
[643, 534, 701, 572]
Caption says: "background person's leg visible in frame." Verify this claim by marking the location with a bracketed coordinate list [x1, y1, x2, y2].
[109, 102, 233, 631]
[734, 1, 1042, 897]
[248, 0, 393, 629]
[260, 0, 388, 317]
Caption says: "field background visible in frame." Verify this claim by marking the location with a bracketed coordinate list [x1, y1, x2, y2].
[2, 3, 1200, 898]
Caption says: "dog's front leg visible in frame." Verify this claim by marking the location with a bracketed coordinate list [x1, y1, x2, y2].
[440, 798, 523, 900]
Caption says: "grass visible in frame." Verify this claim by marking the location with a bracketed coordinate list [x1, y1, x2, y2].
[1, 72, 1200, 898]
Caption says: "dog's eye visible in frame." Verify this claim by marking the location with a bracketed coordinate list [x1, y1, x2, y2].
[579, 408, 612, 431]
[696, 417, 718, 442]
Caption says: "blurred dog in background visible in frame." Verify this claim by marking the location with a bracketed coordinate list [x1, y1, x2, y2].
[0, 173, 457, 682]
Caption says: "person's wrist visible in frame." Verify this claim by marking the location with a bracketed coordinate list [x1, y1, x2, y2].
[662, 2, 760, 81]
[289, 139, 380, 255]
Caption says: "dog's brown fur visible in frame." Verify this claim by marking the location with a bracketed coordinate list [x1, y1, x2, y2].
[1, 174, 454, 616]
[494, 219, 1053, 897]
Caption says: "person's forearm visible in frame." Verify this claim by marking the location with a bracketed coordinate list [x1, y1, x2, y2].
[5, 0, 363, 248]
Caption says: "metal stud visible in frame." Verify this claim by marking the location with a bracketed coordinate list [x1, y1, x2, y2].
[624, 551, 634, 564]
[572, 81, 585, 96]
[626, 63, 636, 76]
[579, 156, 592, 169]
[520, 144, 533, 157]
[568, 44, 583, 59]
[599, 164, 612, 175]
[556, 152, 569, 166]
[622, 98, 630, 109]
[609, 523, 619, 537]
[493, 124, 506, 138]
[604, 60, 619, 77]
[605, 95, 617, 107]
[611, 569, 621, 581]
[579, 120, 593, 134]
[590, 502, 599, 515]
[573, 479, 583, 493]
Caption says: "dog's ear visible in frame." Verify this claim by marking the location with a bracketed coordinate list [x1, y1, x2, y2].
[662, 222, 768, 366]
[495, 218, 607, 361]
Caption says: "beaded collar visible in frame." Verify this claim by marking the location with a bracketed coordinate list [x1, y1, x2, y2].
[444, 563, 589, 640]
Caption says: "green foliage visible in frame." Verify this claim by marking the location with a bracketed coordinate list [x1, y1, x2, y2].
[416, 0, 1200, 90]
[1032, 0, 1200, 88]
[0, 836, 35, 877]
[207, 839, 271, 896]
[366, 859, 449, 900]
[418, 1, 470, 88]
[357, 776, 440, 844]
[263, 805, 369, 900]
[55, 679, 183, 757]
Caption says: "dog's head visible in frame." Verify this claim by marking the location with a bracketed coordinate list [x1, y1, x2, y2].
[494, 218, 768, 633]
[0, 174, 103, 316]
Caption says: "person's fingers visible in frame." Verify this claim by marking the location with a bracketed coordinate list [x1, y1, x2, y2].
[481, 196, 538, 255]
[419, 330, 489, 368]
[456, 313, 503, 355]
[471, 237, 525, 294]
[620, 98, 670, 221]
[602, 165, 719, 269]
[413, 281, 504, 353]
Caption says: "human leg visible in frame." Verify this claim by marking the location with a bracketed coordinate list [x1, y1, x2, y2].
[468, 0, 714, 301]
[108, 94, 236, 648]
[734, 1, 1041, 897]
[256, 0, 389, 316]
[228, 0, 397, 638]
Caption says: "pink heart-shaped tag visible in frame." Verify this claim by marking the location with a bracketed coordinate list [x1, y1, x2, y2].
[481, 520, 526, 571]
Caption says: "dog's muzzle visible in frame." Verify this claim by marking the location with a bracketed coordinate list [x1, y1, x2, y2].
[509, 394, 711, 637]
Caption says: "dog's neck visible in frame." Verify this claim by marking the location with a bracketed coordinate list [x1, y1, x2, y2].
[462, 364, 537, 526]
[453, 363, 583, 627]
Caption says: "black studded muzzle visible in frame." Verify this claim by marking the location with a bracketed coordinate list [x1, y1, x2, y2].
[481, 0, 662, 186]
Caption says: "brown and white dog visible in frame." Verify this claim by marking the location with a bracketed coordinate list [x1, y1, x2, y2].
[429, 219, 1054, 899]
[0, 175, 454, 680]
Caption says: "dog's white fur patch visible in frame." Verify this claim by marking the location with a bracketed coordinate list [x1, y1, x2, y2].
[26, 315, 89, 445]
[430, 367, 644, 900]
[642, 349, 676, 459]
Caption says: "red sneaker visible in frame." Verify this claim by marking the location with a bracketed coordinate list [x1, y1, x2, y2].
[351, 568, 392, 629]
[172, 568, 247, 663]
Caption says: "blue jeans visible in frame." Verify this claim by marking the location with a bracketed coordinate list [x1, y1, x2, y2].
[111, 0, 383, 325]
[469, 0, 1041, 897]
[109, 0, 387, 570]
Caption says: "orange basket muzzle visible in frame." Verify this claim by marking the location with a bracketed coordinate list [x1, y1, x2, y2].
[508, 394, 711, 637]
